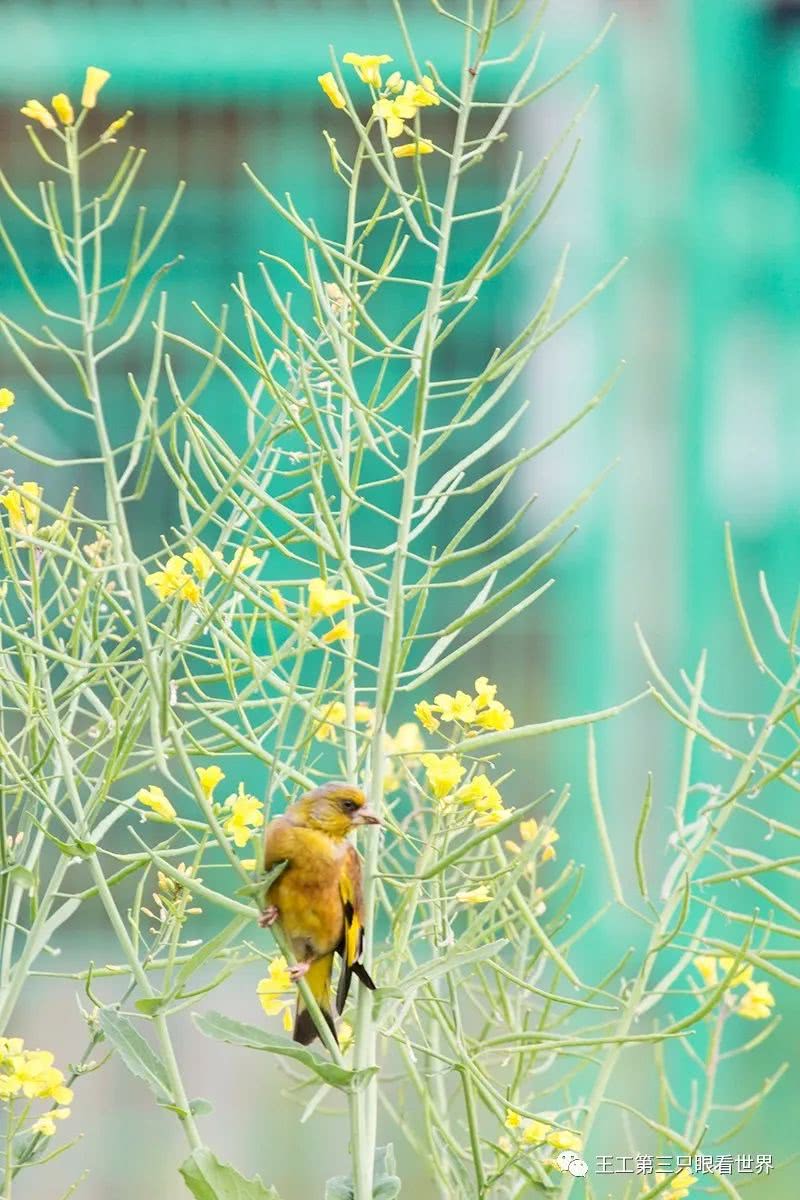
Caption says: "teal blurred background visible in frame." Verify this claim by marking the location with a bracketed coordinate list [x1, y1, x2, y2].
[1, 0, 799, 1195]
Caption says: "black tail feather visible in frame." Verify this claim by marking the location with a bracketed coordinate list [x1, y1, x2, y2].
[336, 958, 377, 1014]
[293, 1004, 339, 1046]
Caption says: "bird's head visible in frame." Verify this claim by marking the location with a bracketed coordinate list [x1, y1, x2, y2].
[293, 782, 381, 839]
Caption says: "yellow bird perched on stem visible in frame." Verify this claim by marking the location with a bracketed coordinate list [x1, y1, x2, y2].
[260, 782, 380, 1045]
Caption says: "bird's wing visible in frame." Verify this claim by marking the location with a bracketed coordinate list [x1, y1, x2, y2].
[336, 844, 375, 1011]
[339, 844, 365, 969]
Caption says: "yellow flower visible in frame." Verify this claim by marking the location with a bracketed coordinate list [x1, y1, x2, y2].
[694, 954, 718, 987]
[82, 66, 111, 109]
[196, 765, 224, 796]
[223, 783, 264, 848]
[20, 100, 56, 130]
[385, 71, 404, 93]
[474, 676, 498, 709]
[522, 1120, 549, 1145]
[474, 806, 513, 829]
[421, 753, 465, 799]
[51, 93, 74, 125]
[136, 785, 177, 822]
[393, 140, 434, 158]
[342, 52, 393, 88]
[322, 619, 352, 645]
[308, 577, 356, 617]
[388, 722, 423, 756]
[32, 1116, 56, 1137]
[1, 492, 24, 534]
[540, 828, 559, 862]
[184, 545, 214, 581]
[473, 700, 514, 731]
[372, 94, 417, 138]
[737, 980, 775, 1020]
[403, 75, 440, 107]
[19, 482, 42, 530]
[230, 546, 260, 573]
[505, 1108, 521, 1129]
[146, 554, 189, 601]
[456, 884, 491, 905]
[100, 110, 133, 141]
[1, 1048, 73, 1106]
[414, 701, 440, 733]
[354, 702, 375, 726]
[434, 690, 477, 723]
[318, 72, 346, 110]
[179, 576, 202, 605]
[720, 956, 753, 988]
[546, 1130, 581, 1153]
[256, 956, 293, 1016]
[0, 388, 14, 413]
[315, 701, 347, 742]
[656, 1168, 697, 1199]
[270, 587, 286, 614]
[457, 774, 502, 813]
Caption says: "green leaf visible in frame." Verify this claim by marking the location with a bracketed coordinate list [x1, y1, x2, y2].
[193, 1011, 377, 1092]
[98, 1007, 172, 1102]
[4, 864, 36, 892]
[324, 1146, 400, 1200]
[189, 1097, 214, 1117]
[134, 996, 166, 1016]
[180, 1147, 280, 1200]
[30, 815, 95, 858]
[234, 860, 287, 899]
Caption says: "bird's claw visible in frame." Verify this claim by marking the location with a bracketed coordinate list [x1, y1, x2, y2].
[258, 905, 279, 928]
[289, 962, 310, 982]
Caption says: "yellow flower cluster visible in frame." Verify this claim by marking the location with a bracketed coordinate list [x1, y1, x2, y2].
[314, 699, 374, 743]
[223, 783, 264, 848]
[415, 676, 514, 734]
[506, 817, 559, 864]
[145, 543, 260, 604]
[503, 1110, 581, 1153]
[653, 1169, 696, 1199]
[144, 864, 202, 925]
[318, 53, 439, 159]
[456, 773, 513, 829]
[257, 956, 294, 1032]
[1, 481, 42, 538]
[309, 577, 355, 645]
[0, 1039, 72, 1135]
[20, 66, 111, 131]
[693, 955, 776, 1020]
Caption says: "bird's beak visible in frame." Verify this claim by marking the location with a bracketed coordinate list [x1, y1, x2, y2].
[354, 806, 382, 827]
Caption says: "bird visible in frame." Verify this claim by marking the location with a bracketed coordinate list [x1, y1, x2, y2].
[260, 781, 380, 1045]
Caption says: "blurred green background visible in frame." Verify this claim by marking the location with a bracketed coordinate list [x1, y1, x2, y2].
[1, 0, 799, 1195]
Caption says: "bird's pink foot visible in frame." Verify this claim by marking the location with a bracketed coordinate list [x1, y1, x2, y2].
[258, 905, 279, 928]
[289, 962, 310, 982]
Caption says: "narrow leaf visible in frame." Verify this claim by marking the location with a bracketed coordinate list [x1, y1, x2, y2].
[193, 1012, 377, 1091]
[180, 1147, 280, 1200]
[98, 1007, 172, 1101]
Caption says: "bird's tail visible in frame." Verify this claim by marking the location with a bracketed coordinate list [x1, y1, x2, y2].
[293, 954, 338, 1046]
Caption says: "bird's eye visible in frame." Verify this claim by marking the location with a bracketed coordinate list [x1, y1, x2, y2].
[342, 799, 358, 813]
